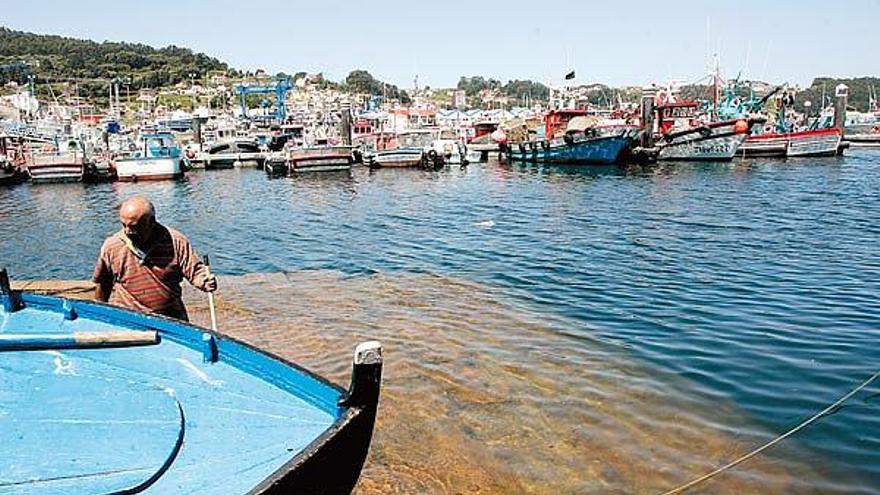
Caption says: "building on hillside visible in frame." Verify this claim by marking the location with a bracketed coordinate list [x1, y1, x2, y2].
[452, 90, 467, 109]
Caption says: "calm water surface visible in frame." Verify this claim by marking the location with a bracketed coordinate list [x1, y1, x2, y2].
[1, 151, 879, 494]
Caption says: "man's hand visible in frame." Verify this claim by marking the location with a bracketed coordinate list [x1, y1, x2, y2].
[204, 275, 218, 293]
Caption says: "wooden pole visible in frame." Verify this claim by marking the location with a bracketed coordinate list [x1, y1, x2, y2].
[340, 104, 352, 146]
[641, 87, 656, 147]
[203, 255, 218, 332]
[834, 84, 848, 136]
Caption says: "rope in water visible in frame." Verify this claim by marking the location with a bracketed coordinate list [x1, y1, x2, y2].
[657, 369, 880, 495]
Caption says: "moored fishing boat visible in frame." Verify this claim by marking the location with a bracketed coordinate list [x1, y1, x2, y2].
[846, 125, 880, 147]
[203, 139, 263, 169]
[467, 121, 501, 162]
[654, 101, 759, 161]
[429, 130, 468, 166]
[287, 145, 354, 173]
[507, 110, 637, 165]
[0, 268, 383, 494]
[740, 127, 843, 157]
[0, 134, 27, 186]
[0, 165, 26, 186]
[364, 131, 434, 169]
[24, 147, 91, 184]
[115, 132, 186, 182]
[368, 147, 426, 168]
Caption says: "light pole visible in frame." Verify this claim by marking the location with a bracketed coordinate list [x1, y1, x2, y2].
[804, 100, 812, 128]
[189, 72, 196, 110]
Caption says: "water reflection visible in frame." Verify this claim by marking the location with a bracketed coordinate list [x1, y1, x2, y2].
[177, 272, 843, 495]
[3, 153, 880, 493]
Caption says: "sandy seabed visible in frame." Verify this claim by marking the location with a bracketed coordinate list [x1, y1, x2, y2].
[18, 272, 846, 494]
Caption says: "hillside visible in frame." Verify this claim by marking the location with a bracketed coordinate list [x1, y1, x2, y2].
[0, 27, 234, 94]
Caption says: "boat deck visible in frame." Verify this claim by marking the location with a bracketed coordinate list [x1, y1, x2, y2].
[0, 295, 341, 495]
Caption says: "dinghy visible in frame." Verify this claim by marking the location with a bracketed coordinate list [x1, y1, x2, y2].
[0, 268, 383, 495]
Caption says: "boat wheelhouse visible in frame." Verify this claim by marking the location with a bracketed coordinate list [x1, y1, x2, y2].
[654, 101, 758, 161]
[114, 132, 186, 182]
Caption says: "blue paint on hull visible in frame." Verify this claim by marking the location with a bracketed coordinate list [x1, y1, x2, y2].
[0, 292, 363, 494]
[507, 135, 631, 165]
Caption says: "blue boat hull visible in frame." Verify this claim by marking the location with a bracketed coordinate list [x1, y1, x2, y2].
[0, 270, 382, 494]
[507, 134, 632, 165]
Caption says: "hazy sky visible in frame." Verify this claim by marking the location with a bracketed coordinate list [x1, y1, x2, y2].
[4, 0, 879, 88]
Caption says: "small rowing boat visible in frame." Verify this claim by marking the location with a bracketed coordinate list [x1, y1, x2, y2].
[0, 268, 383, 494]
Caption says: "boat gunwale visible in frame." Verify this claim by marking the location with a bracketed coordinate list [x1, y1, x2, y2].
[3, 291, 376, 493]
[746, 127, 842, 141]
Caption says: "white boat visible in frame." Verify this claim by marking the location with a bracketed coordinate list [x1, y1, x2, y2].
[114, 132, 185, 181]
[653, 101, 759, 161]
[429, 130, 468, 166]
[367, 148, 425, 168]
[364, 131, 432, 168]
[740, 128, 843, 157]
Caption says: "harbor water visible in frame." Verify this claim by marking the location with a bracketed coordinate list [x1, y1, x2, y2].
[2, 151, 880, 494]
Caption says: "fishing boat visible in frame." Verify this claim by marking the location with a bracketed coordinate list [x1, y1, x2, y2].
[203, 140, 263, 169]
[24, 142, 91, 184]
[507, 110, 637, 165]
[0, 164, 25, 186]
[429, 130, 468, 166]
[0, 268, 383, 494]
[654, 101, 758, 161]
[367, 147, 426, 168]
[466, 121, 501, 162]
[847, 124, 880, 148]
[740, 127, 843, 157]
[115, 132, 186, 182]
[364, 131, 433, 169]
[286, 145, 354, 173]
[0, 134, 27, 186]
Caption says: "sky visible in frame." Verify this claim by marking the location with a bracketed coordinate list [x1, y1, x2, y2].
[3, 0, 879, 89]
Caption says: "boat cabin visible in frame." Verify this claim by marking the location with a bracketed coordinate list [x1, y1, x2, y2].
[397, 130, 437, 149]
[353, 118, 374, 135]
[470, 121, 499, 142]
[544, 109, 589, 140]
[140, 132, 180, 158]
[654, 101, 700, 135]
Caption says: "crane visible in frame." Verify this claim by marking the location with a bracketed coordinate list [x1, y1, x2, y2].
[234, 77, 293, 122]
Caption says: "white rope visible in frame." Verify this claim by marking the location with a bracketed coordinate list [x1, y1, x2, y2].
[657, 369, 880, 495]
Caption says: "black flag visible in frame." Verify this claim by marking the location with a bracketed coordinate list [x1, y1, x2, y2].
[564, 70, 575, 80]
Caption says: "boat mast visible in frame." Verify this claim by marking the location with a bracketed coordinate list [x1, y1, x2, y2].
[712, 55, 720, 122]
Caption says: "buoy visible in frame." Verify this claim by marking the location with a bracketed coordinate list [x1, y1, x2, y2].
[734, 119, 749, 134]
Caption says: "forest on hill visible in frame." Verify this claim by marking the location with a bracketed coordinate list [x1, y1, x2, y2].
[0, 27, 233, 98]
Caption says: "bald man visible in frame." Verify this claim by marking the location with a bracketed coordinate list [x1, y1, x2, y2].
[93, 196, 217, 321]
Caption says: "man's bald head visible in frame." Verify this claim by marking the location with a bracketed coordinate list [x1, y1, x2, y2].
[120, 196, 155, 220]
[119, 196, 157, 245]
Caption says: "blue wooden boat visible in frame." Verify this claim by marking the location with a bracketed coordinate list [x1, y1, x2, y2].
[506, 132, 635, 164]
[0, 269, 382, 494]
[506, 110, 638, 165]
